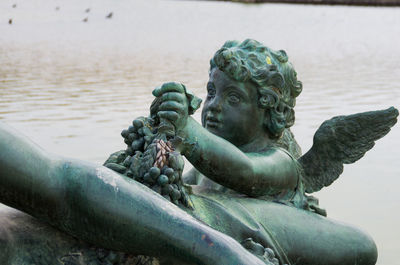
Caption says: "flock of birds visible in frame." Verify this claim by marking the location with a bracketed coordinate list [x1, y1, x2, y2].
[81, 7, 113, 23]
[8, 4, 113, 25]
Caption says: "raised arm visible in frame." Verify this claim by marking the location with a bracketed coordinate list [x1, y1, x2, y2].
[154, 83, 298, 197]
[181, 117, 297, 196]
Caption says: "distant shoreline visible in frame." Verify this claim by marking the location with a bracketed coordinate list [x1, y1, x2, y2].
[209, 0, 400, 6]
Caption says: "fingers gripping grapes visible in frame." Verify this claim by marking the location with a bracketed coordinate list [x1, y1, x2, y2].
[153, 82, 189, 132]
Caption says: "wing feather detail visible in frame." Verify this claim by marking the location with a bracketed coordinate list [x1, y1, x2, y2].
[299, 107, 398, 193]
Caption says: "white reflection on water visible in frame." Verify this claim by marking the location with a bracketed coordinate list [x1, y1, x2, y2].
[0, 0, 399, 264]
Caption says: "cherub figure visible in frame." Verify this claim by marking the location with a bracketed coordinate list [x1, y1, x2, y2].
[0, 39, 398, 265]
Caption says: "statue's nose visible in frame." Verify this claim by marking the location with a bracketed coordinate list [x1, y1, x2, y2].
[208, 97, 222, 112]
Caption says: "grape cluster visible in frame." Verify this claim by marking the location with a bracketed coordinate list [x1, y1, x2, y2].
[104, 116, 191, 208]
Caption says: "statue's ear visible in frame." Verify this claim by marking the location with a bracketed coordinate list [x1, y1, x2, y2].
[264, 108, 286, 138]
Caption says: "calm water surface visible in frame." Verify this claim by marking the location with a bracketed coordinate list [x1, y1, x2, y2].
[0, 0, 399, 264]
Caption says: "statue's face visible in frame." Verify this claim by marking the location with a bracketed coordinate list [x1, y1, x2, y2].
[201, 68, 266, 148]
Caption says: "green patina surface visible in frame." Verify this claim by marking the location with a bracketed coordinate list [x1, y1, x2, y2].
[0, 39, 397, 265]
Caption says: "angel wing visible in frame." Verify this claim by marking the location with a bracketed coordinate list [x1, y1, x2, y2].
[299, 107, 398, 193]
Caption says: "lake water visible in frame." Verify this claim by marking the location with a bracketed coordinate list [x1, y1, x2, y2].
[0, 0, 399, 264]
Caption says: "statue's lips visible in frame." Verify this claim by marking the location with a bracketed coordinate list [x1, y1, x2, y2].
[205, 117, 220, 128]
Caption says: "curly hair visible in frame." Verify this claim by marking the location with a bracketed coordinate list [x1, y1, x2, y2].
[210, 39, 302, 139]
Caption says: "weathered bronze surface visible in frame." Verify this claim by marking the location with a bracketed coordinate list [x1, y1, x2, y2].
[0, 39, 398, 265]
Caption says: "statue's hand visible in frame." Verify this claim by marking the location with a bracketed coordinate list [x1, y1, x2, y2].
[153, 82, 189, 131]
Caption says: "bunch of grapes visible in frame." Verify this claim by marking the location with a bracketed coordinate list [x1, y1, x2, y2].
[104, 113, 192, 208]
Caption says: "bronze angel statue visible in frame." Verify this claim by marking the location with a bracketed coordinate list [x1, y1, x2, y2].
[0, 39, 398, 265]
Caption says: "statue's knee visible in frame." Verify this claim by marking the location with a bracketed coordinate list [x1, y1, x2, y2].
[361, 237, 377, 265]
[352, 230, 377, 265]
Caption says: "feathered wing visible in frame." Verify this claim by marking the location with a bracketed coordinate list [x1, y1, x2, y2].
[299, 107, 398, 193]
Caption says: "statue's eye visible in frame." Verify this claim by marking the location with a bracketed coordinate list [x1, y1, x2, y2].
[207, 86, 216, 99]
[228, 94, 240, 104]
